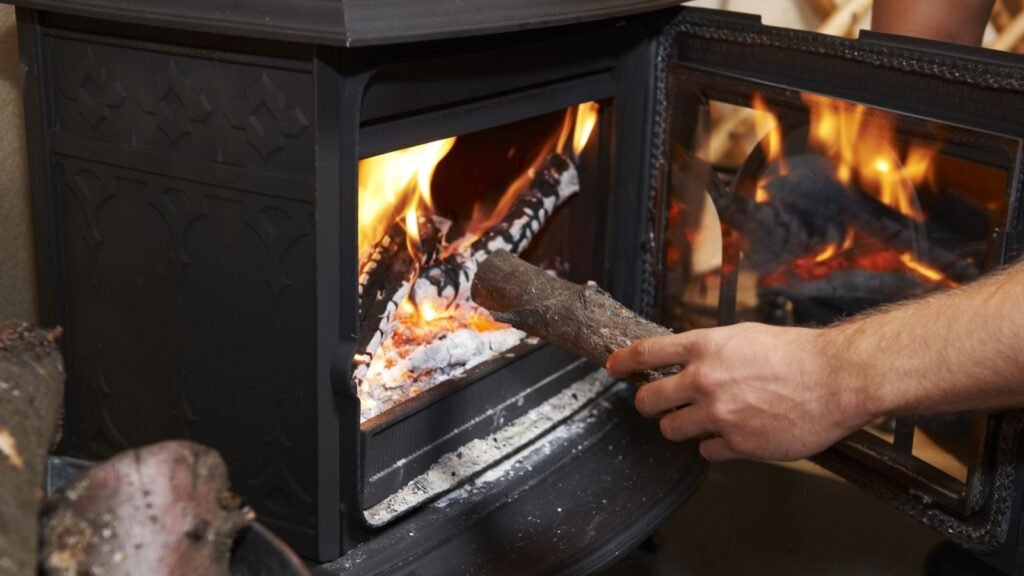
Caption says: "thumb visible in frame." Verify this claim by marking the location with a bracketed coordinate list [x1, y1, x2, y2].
[699, 437, 740, 462]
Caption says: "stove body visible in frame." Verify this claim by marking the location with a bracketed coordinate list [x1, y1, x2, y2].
[11, 0, 699, 565]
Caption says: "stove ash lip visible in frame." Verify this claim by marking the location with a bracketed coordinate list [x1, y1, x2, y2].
[362, 370, 615, 527]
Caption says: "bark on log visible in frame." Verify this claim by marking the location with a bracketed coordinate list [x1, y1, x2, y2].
[471, 250, 678, 384]
[358, 215, 445, 356]
[41, 440, 253, 576]
[0, 322, 64, 576]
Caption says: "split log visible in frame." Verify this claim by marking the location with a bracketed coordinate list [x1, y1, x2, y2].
[471, 250, 678, 384]
[41, 440, 253, 576]
[357, 215, 445, 357]
[0, 322, 64, 576]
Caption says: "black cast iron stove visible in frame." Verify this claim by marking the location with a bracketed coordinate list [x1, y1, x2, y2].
[12, 1, 1024, 574]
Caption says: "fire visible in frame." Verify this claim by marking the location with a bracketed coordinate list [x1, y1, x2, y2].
[751, 94, 786, 174]
[900, 252, 957, 287]
[801, 93, 930, 221]
[813, 243, 839, 263]
[358, 138, 456, 259]
[444, 102, 599, 258]
[748, 92, 953, 291]
[572, 102, 600, 158]
[358, 102, 599, 351]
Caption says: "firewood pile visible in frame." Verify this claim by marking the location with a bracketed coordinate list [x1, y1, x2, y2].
[0, 322, 289, 576]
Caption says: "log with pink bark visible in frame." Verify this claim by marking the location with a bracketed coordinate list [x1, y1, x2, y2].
[0, 322, 64, 576]
[41, 440, 253, 576]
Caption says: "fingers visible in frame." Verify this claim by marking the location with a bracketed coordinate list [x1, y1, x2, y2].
[606, 332, 704, 378]
[658, 406, 715, 442]
[698, 437, 740, 462]
[634, 374, 696, 417]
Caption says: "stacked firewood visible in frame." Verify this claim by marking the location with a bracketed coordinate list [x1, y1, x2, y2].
[0, 322, 255, 576]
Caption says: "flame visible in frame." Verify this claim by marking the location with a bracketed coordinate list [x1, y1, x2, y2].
[751, 94, 786, 174]
[813, 243, 839, 263]
[358, 137, 457, 259]
[572, 102, 600, 157]
[359, 104, 597, 366]
[751, 95, 954, 291]
[801, 93, 930, 221]
[900, 252, 957, 286]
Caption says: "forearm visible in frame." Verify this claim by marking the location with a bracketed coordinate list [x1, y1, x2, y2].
[825, 261, 1024, 418]
[872, 0, 994, 46]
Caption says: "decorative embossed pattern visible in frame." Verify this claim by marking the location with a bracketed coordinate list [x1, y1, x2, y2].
[50, 36, 314, 173]
[59, 155, 317, 530]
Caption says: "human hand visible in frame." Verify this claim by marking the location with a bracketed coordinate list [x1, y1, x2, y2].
[606, 323, 876, 462]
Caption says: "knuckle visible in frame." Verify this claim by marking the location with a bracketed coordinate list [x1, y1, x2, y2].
[634, 387, 656, 417]
[659, 415, 679, 441]
[633, 340, 653, 365]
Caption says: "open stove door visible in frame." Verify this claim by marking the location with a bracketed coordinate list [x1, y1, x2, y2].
[653, 7, 1024, 571]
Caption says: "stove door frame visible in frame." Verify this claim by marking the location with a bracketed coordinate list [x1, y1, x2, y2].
[654, 7, 1024, 568]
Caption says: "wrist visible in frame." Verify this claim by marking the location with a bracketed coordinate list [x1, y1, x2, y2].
[815, 322, 893, 429]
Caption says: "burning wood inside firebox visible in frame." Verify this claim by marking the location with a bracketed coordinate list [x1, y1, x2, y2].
[673, 92, 996, 329]
[355, 103, 599, 421]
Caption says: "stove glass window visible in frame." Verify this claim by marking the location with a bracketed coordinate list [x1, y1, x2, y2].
[662, 86, 1017, 513]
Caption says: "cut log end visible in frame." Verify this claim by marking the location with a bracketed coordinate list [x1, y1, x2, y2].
[41, 440, 253, 576]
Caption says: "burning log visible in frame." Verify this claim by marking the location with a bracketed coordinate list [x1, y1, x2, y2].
[411, 153, 580, 307]
[0, 322, 64, 576]
[357, 215, 445, 357]
[724, 154, 979, 285]
[471, 249, 678, 384]
[41, 440, 253, 576]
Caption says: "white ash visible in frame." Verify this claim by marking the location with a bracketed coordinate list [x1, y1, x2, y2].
[363, 371, 614, 527]
[357, 303, 529, 421]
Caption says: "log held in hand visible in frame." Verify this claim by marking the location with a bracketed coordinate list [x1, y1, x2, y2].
[471, 250, 679, 384]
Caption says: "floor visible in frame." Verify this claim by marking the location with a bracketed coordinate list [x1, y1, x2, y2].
[600, 459, 962, 576]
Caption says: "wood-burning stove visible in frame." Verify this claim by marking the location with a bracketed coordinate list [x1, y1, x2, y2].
[8, 0, 707, 569]
[10, 1, 1024, 573]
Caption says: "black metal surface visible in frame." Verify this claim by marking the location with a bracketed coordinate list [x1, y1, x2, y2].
[0, 0, 681, 47]
[316, 383, 704, 576]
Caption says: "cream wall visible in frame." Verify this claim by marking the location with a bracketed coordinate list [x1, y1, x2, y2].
[0, 5, 34, 323]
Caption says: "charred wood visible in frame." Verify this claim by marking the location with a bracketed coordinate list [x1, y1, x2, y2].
[471, 250, 678, 384]
[0, 322, 64, 576]
[412, 153, 581, 307]
[357, 215, 445, 358]
[41, 440, 253, 576]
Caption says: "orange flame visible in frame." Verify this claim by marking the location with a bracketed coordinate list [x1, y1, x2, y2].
[751, 94, 787, 175]
[572, 102, 600, 157]
[752, 95, 951, 289]
[358, 137, 457, 259]
[801, 93, 930, 221]
[900, 252, 957, 287]
[359, 103, 599, 357]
